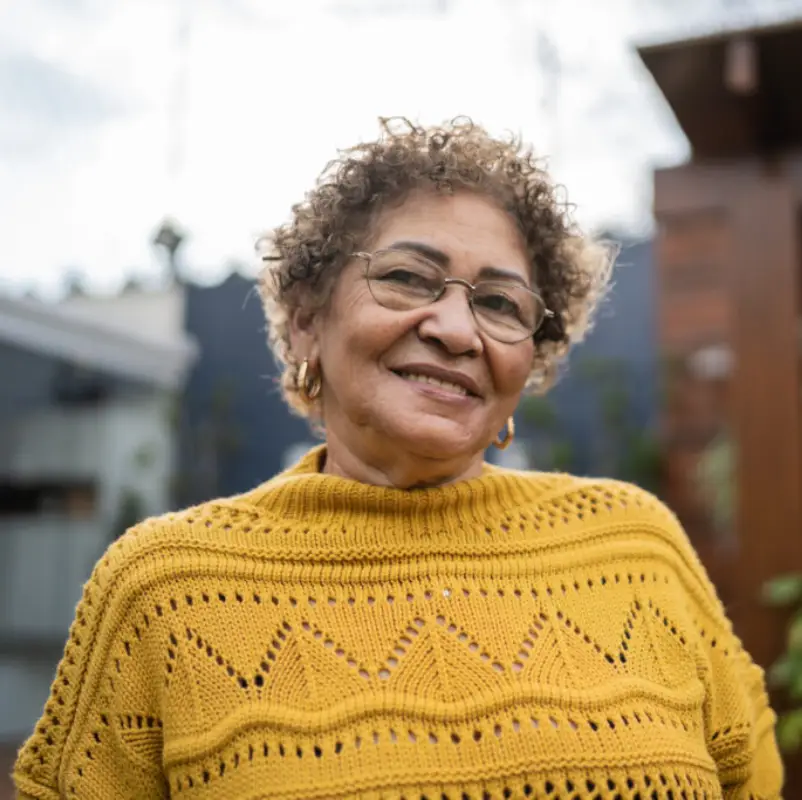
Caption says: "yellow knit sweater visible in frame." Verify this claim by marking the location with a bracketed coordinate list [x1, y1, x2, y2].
[14, 448, 783, 799]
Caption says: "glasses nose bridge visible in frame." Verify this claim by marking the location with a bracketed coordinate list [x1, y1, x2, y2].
[436, 276, 476, 304]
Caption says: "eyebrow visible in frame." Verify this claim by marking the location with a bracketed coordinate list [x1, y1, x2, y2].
[387, 240, 530, 287]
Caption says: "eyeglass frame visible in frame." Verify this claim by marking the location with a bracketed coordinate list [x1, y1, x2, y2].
[352, 249, 554, 344]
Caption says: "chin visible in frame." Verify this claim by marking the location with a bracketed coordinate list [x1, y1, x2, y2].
[385, 416, 481, 461]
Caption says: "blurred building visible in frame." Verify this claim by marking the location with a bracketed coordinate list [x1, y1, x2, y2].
[177, 271, 311, 506]
[639, 17, 802, 789]
[0, 292, 196, 743]
[494, 235, 659, 490]
[59, 274, 312, 505]
[639, 16, 802, 629]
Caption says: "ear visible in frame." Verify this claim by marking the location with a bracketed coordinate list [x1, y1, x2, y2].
[288, 306, 320, 367]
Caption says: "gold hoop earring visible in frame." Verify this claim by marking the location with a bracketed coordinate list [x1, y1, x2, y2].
[297, 358, 321, 404]
[493, 417, 515, 450]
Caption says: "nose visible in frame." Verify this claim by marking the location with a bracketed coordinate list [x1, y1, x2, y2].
[416, 283, 483, 357]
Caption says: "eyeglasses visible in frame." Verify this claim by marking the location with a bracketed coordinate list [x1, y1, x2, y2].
[353, 249, 553, 344]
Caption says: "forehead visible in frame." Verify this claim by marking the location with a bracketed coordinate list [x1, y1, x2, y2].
[369, 191, 530, 282]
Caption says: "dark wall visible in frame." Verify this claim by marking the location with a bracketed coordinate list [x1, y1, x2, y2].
[0, 342, 60, 415]
[180, 274, 311, 503]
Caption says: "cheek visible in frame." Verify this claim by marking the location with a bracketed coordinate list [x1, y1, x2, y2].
[320, 296, 406, 367]
[339, 286, 415, 354]
[488, 343, 534, 395]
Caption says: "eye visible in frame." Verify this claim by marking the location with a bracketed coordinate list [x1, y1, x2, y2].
[369, 255, 442, 298]
[378, 269, 430, 288]
[474, 290, 521, 317]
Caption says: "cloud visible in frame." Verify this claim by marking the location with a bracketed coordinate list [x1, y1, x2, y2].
[0, 49, 121, 159]
[12, 0, 786, 292]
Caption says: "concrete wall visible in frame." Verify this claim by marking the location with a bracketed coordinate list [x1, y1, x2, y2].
[0, 517, 106, 738]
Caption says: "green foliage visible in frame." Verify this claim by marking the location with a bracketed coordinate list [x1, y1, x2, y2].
[695, 433, 735, 537]
[549, 441, 575, 473]
[763, 572, 802, 752]
[111, 488, 145, 541]
[133, 443, 157, 470]
[775, 710, 802, 753]
[519, 395, 569, 472]
[618, 429, 662, 492]
[521, 396, 558, 431]
[578, 355, 661, 492]
[518, 356, 660, 490]
[764, 574, 802, 607]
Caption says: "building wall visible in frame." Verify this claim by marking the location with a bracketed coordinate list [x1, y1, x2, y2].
[0, 393, 175, 522]
[60, 284, 187, 345]
[179, 273, 311, 503]
[655, 211, 734, 558]
[0, 341, 60, 415]
[0, 659, 60, 758]
[0, 344, 179, 742]
[0, 518, 105, 737]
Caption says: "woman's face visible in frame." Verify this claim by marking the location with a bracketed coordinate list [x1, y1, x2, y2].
[296, 191, 536, 485]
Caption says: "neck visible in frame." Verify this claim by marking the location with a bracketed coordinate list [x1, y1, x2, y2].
[322, 428, 485, 489]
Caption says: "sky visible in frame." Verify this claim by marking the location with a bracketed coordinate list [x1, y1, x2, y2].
[1, 0, 800, 296]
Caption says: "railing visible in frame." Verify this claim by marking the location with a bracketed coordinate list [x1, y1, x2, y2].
[0, 515, 107, 644]
[0, 409, 102, 480]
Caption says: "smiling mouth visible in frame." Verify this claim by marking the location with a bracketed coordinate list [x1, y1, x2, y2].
[391, 369, 475, 397]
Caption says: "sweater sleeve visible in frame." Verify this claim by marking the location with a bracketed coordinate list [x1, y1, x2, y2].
[12, 526, 168, 800]
[696, 603, 784, 799]
[641, 491, 784, 798]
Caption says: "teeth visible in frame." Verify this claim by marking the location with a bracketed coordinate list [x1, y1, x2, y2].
[398, 372, 468, 395]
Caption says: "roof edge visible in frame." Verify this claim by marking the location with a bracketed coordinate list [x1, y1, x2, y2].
[0, 294, 198, 390]
[636, 14, 802, 55]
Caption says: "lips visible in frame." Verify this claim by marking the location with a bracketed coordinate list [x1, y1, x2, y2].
[389, 363, 482, 398]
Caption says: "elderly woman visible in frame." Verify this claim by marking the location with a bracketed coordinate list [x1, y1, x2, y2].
[15, 119, 782, 799]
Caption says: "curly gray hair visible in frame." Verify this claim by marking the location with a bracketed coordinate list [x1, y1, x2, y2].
[259, 117, 616, 417]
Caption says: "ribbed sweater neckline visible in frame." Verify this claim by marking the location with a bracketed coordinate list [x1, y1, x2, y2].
[241, 445, 572, 544]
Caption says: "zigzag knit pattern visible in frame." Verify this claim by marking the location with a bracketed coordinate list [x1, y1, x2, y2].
[14, 447, 783, 799]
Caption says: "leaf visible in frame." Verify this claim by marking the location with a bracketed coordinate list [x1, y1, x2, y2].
[768, 656, 792, 688]
[521, 396, 558, 431]
[762, 574, 802, 607]
[549, 441, 574, 472]
[776, 709, 802, 753]
[791, 669, 802, 702]
[788, 608, 802, 656]
[788, 611, 802, 652]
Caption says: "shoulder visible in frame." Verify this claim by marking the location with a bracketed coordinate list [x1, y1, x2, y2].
[499, 466, 702, 564]
[12, 492, 261, 793]
[560, 473, 697, 554]
[491, 465, 680, 530]
[88, 489, 267, 607]
[561, 475, 722, 604]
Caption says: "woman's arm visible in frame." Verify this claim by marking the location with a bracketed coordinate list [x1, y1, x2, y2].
[696, 606, 784, 798]
[647, 492, 785, 798]
[13, 527, 167, 799]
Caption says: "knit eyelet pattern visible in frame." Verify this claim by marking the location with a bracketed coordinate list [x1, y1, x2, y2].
[13, 447, 783, 799]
